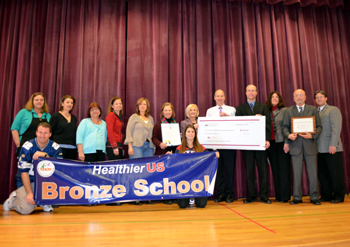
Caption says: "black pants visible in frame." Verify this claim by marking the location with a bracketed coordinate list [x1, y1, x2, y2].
[267, 141, 291, 201]
[215, 149, 236, 198]
[318, 152, 347, 201]
[106, 147, 124, 160]
[242, 150, 268, 198]
[61, 148, 77, 160]
[177, 197, 207, 208]
[85, 150, 105, 162]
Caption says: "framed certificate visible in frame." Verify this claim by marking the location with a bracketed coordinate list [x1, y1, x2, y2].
[291, 116, 316, 134]
[161, 123, 181, 146]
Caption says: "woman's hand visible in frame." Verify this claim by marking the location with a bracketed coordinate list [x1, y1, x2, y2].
[193, 123, 199, 129]
[78, 151, 85, 162]
[128, 146, 134, 156]
[283, 143, 289, 153]
[215, 151, 220, 158]
[160, 142, 167, 149]
[166, 151, 172, 155]
[113, 148, 119, 156]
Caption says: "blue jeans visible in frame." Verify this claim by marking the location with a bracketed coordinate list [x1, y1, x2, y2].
[130, 142, 154, 159]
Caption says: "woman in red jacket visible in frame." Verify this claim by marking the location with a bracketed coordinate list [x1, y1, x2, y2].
[106, 97, 125, 160]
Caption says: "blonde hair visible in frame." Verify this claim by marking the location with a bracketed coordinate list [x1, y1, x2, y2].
[24, 92, 49, 113]
[160, 102, 175, 120]
[185, 104, 199, 118]
[136, 98, 150, 117]
[108, 97, 123, 116]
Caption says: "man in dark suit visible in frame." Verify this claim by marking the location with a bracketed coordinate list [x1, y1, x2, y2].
[236, 85, 271, 204]
[314, 90, 347, 203]
[282, 89, 322, 205]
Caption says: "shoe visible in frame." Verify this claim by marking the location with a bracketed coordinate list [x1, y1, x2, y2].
[3, 191, 16, 211]
[106, 203, 122, 206]
[311, 200, 321, 205]
[331, 199, 343, 204]
[214, 195, 226, 203]
[226, 195, 234, 203]
[163, 200, 173, 205]
[243, 197, 257, 204]
[260, 197, 272, 204]
[280, 200, 289, 203]
[143, 200, 155, 205]
[290, 199, 303, 205]
[41, 205, 53, 212]
[319, 198, 331, 202]
[275, 199, 280, 202]
[133, 201, 142, 205]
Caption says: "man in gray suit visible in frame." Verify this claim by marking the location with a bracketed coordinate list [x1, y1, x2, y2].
[314, 90, 347, 203]
[283, 89, 322, 205]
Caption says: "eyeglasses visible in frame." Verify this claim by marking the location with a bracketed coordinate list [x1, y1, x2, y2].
[90, 108, 100, 112]
[294, 94, 304, 98]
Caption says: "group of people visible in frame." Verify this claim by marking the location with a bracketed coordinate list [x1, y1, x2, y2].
[3, 85, 347, 215]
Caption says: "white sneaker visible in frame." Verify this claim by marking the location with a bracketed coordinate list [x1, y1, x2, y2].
[41, 205, 53, 212]
[3, 191, 17, 211]
[189, 198, 195, 205]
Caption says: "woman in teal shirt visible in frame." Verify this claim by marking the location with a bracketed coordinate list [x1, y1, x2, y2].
[11, 92, 51, 155]
[76, 102, 107, 162]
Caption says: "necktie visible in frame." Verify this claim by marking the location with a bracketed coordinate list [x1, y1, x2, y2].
[249, 103, 254, 113]
[299, 106, 303, 116]
[317, 107, 321, 114]
[219, 106, 222, 113]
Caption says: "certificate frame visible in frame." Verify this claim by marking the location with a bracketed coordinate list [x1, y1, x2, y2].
[291, 116, 316, 134]
[161, 123, 181, 147]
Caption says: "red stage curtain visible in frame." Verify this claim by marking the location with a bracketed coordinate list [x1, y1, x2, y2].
[0, 0, 349, 201]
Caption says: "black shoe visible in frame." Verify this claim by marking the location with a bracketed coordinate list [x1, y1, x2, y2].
[311, 199, 321, 205]
[319, 198, 331, 202]
[280, 200, 289, 203]
[214, 195, 226, 203]
[331, 199, 343, 204]
[163, 200, 173, 205]
[290, 199, 303, 205]
[106, 203, 122, 206]
[275, 199, 280, 202]
[243, 197, 257, 204]
[143, 200, 155, 205]
[133, 201, 142, 205]
[226, 195, 234, 203]
[260, 197, 271, 204]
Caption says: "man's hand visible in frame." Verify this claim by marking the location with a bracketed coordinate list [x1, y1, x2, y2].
[288, 133, 298, 141]
[299, 132, 312, 139]
[26, 192, 35, 205]
[329, 146, 336, 154]
[264, 141, 270, 149]
[220, 112, 229, 117]
[33, 151, 47, 160]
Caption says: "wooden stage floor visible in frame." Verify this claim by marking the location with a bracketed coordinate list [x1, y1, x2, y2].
[1, 196, 350, 246]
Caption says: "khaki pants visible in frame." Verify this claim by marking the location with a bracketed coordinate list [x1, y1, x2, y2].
[13, 182, 37, 215]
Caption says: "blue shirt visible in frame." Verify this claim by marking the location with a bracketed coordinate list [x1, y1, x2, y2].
[11, 109, 51, 140]
[18, 138, 62, 177]
[76, 118, 107, 154]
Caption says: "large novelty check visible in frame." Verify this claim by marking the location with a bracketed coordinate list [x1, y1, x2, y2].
[197, 116, 266, 150]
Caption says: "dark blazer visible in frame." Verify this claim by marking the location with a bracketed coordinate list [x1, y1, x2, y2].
[282, 104, 322, 156]
[236, 101, 271, 141]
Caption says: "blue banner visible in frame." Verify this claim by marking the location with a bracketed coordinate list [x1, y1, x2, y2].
[34, 152, 218, 205]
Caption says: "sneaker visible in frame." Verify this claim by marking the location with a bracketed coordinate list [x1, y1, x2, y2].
[41, 205, 53, 212]
[3, 191, 17, 211]
[189, 198, 195, 205]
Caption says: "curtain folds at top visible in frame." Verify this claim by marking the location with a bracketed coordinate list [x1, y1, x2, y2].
[223, 0, 347, 8]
